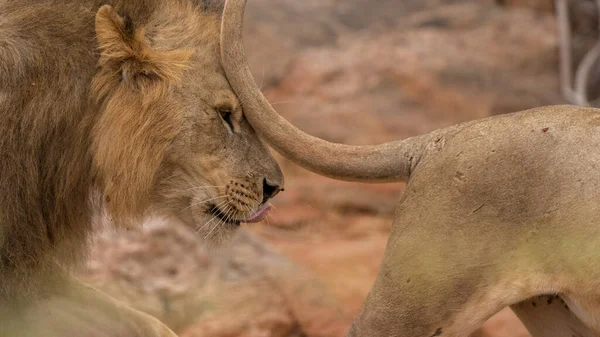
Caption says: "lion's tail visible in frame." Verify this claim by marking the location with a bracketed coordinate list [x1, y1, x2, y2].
[220, 0, 437, 183]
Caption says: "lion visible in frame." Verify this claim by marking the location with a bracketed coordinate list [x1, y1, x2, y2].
[220, 0, 600, 336]
[0, 1, 283, 336]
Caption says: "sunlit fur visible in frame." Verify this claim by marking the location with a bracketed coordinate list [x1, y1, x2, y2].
[0, 0, 282, 301]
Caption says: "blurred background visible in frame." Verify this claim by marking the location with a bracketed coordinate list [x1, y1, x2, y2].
[83, 0, 600, 336]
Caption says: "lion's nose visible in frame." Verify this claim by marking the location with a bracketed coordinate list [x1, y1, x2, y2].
[261, 178, 283, 204]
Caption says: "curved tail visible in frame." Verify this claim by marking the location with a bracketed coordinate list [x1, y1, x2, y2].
[220, 0, 437, 183]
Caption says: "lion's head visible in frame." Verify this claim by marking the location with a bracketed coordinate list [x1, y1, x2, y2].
[91, 3, 283, 243]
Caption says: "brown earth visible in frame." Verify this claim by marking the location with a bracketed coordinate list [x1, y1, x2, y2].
[84, 221, 352, 337]
[83, 1, 583, 336]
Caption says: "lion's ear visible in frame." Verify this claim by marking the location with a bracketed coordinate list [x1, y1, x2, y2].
[94, 5, 192, 90]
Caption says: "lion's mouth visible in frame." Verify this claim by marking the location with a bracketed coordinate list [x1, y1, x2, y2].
[207, 203, 272, 226]
[244, 203, 272, 223]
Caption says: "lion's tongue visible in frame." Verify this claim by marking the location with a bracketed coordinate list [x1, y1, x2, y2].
[244, 204, 272, 224]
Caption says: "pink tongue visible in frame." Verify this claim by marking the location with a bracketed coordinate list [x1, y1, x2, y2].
[244, 204, 272, 223]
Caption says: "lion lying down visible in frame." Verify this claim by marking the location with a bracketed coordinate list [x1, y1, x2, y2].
[1, 1, 284, 336]
[220, 0, 600, 336]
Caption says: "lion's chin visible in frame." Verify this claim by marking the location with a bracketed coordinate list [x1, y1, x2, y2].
[199, 223, 240, 248]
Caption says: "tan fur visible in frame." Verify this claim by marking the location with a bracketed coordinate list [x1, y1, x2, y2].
[0, 1, 282, 335]
[221, 0, 600, 336]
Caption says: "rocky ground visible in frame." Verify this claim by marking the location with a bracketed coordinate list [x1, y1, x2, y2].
[83, 0, 598, 336]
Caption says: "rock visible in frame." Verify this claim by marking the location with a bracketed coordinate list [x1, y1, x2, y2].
[182, 231, 352, 337]
[83, 219, 351, 337]
[84, 218, 213, 332]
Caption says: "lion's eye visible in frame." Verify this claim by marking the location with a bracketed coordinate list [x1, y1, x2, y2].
[218, 107, 234, 132]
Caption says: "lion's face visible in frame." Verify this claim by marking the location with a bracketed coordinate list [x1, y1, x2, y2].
[155, 61, 284, 241]
[92, 3, 283, 242]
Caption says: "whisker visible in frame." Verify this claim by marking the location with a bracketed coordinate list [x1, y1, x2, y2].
[205, 218, 223, 240]
[201, 201, 231, 234]
[181, 195, 229, 212]
[226, 205, 238, 224]
[196, 200, 229, 233]
[213, 199, 230, 210]
[266, 211, 277, 222]
[189, 195, 229, 206]
[197, 214, 218, 234]
[224, 205, 235, 220]
[206, 205, 233, 239]
[185, 185, 226, 192]
[242, 204, 254, 218]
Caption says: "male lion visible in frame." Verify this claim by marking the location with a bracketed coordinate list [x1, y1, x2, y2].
[221, 0, 600, 336]
[0, 1, 282, 336]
